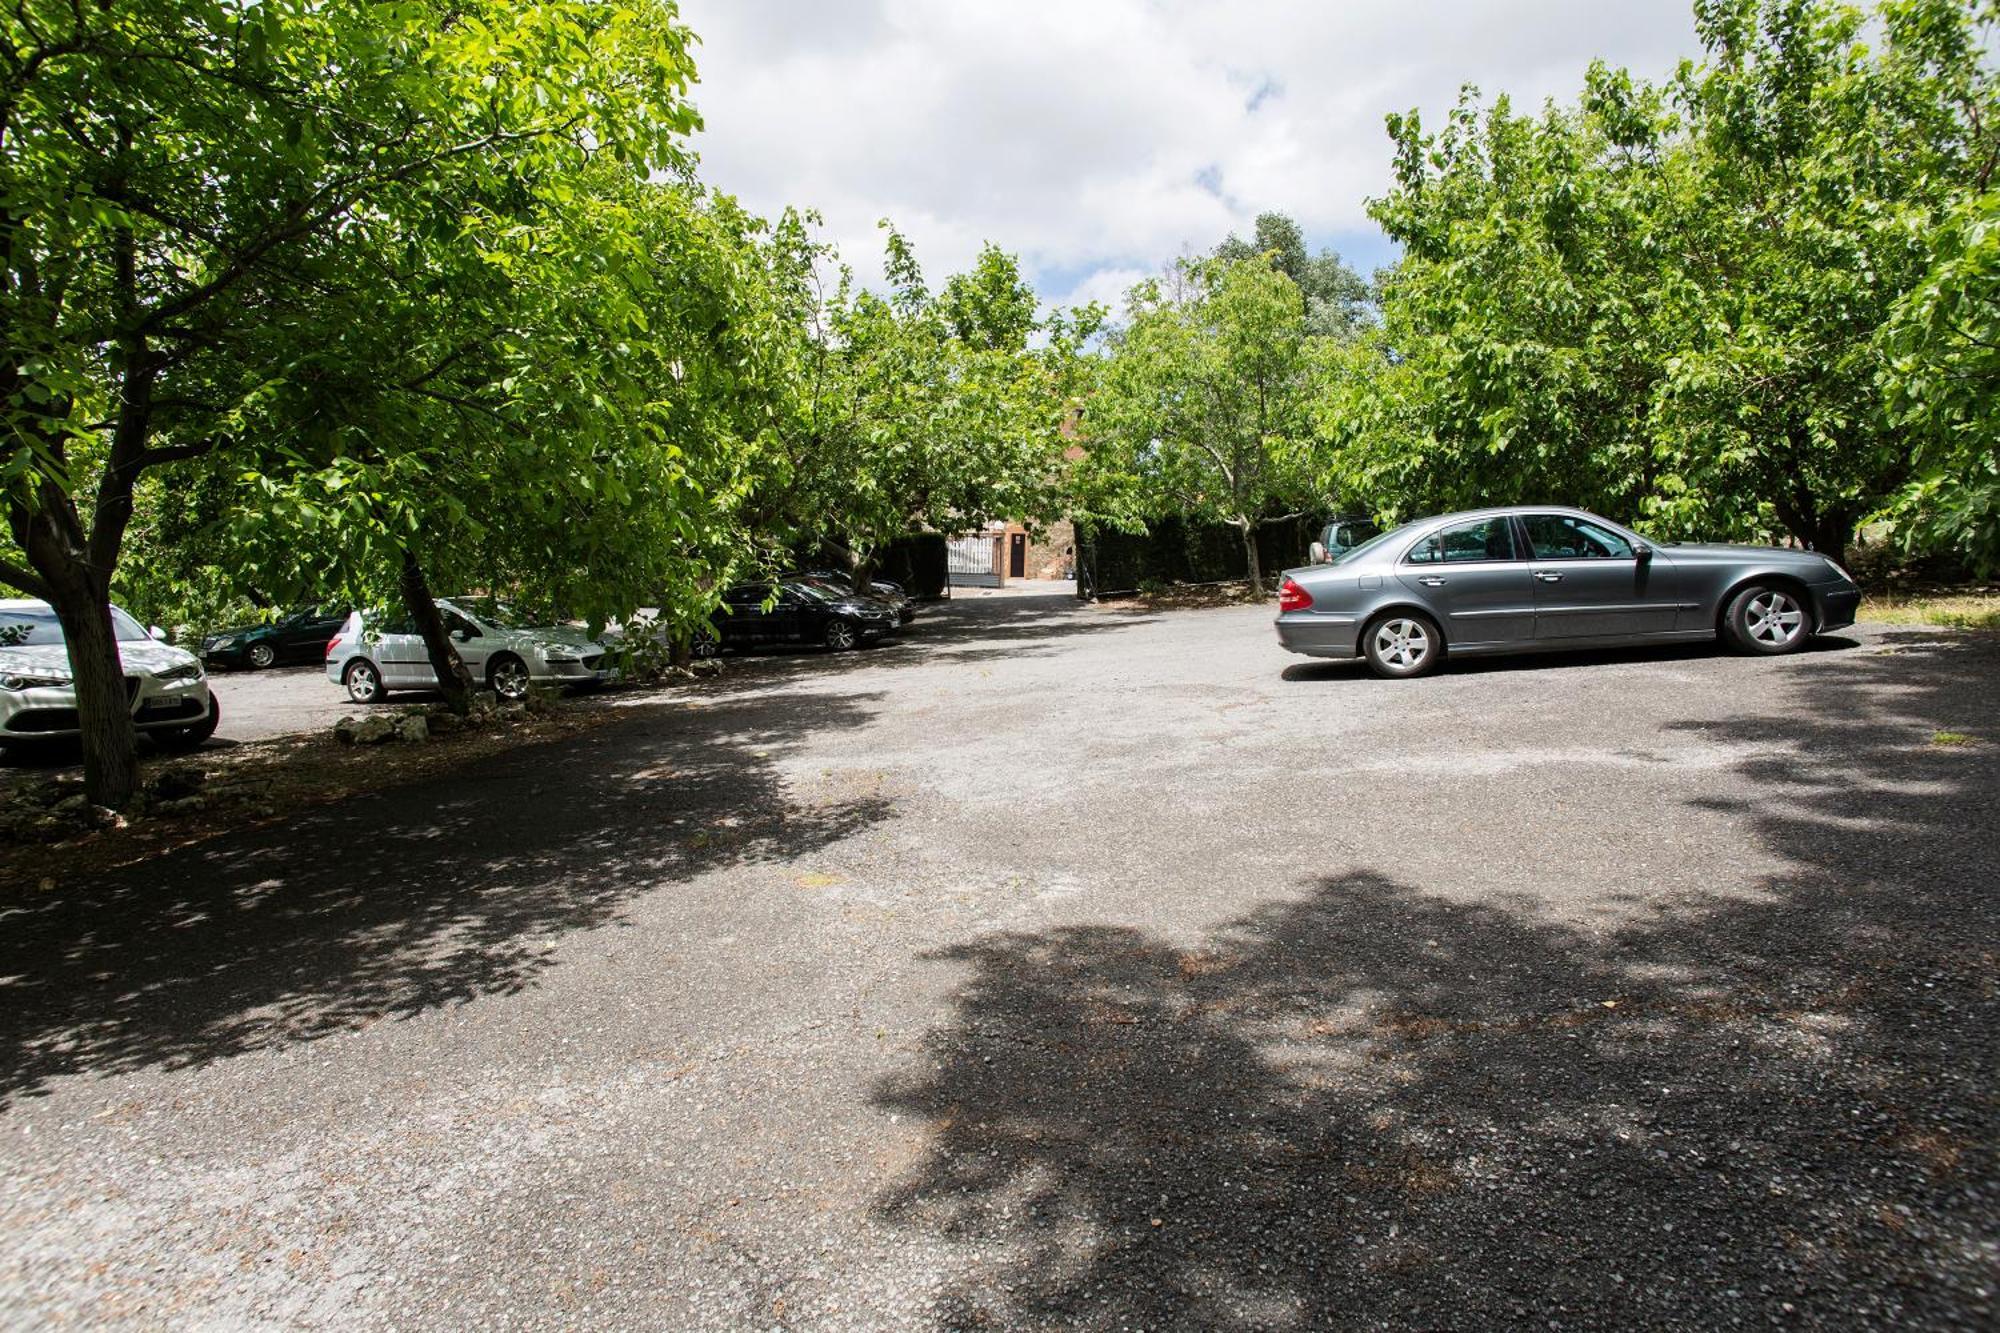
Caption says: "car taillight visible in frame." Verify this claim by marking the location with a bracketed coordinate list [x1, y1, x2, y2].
[1278, 578, 1313, 612]
[325, 635, 342, 660]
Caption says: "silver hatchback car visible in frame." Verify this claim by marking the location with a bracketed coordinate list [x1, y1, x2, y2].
[1275, 506, 1861, 678]
[326, 598, 619, 703]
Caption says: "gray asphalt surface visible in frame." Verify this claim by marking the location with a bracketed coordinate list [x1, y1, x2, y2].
[206, 661, 361, 743]
[2, 594, 1995, 1330]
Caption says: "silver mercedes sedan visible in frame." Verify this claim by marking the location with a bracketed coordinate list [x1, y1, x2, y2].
[1274, 506, 1861, 678]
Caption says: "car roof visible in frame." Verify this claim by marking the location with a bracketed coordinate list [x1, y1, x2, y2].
[1, 597, 137, 613]
[1403, 504, 1621, 527]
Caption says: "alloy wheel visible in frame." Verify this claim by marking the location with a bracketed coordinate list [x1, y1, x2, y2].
[248, 642, 276, 669]
[345, 662, 380, 703]
[491, 657, 531, 700]
[825, 619, 858, 651]
[1374, 618, 1431, 671]
[1745, 591, 1805, 647]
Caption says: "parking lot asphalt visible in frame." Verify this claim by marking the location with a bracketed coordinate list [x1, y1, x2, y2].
[3, 593, 1995, 1330]
[207, 660, 363, 744]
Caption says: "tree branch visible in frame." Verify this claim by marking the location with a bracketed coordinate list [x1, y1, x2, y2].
[0, 555, 54, 600]
[133, 119, 584, 338]
[139, 439, 217, 467]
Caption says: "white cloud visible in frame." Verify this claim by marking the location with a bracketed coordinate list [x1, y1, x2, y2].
[677, 0, 1700, 309]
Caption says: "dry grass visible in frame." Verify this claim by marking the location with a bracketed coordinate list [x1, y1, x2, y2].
[1859, 589, 2000, 630]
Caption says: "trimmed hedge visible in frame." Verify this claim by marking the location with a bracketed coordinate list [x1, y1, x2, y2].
[1075, 515, 1328, 598]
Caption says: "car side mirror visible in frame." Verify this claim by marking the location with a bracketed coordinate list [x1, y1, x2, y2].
[149, 625, 168, 641]
[1632, 544, 1653, 562]
[450, 627, 474, 642]
[1309, 541, 1329, 564]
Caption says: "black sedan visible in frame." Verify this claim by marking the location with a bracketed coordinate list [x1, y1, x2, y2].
[696, 580, 901, 656]
[201, 604, 349, 670]
[791, 569, 917, 623]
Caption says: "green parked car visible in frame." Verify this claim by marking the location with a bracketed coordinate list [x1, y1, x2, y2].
[201, 605, 349, 670]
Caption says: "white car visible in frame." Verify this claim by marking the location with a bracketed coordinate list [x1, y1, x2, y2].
[325, 597, 620, 704]
[0, 598, 219, 752]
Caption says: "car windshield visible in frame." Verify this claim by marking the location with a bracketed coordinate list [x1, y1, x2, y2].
[785, 580, 834, 603]
[794, 576, 852, 597]
[0, 604, 151, 647]
[452, 599, 525, 630]
[1327, 525, 1409, 567]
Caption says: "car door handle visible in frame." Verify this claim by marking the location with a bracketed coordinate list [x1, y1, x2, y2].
[1535, 571, 1564, 583]
[1416, 576, 1446, 586]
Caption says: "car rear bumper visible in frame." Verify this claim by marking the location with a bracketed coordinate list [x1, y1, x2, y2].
[1275, 613, 1360, 658]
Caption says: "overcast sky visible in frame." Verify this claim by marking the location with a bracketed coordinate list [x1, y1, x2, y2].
[675, 1, 1703, 313]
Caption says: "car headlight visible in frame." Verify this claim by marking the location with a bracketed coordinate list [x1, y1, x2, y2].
[209, 636, 239, 650]
[155, 663, 204, 683]
[1823, 557, 1856, 584]
[1, 672, 70, 690]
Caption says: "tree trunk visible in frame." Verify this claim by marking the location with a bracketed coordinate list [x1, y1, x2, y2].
[1802, 508, 1854, 571]
[42, 573, 142, 808]
[13, 483, 143, 808]
[844, 539, 876, 588]
[398, 550, 475, 715]
[1772, 490, 1854, 571]
[1802, 526, 1850, 571]
[1239, 520, 1264, 597]
[1771, 419, 1856, 569]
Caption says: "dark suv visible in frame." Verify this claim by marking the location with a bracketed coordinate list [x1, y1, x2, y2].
[1310, 517, 1382, 564]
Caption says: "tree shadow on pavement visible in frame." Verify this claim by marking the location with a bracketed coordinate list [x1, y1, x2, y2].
[0, 691, 893, 1107]
[874, 630, 1999, 1328]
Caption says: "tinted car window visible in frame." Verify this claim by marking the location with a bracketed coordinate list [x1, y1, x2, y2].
[1407, 518, 1516, 564]
[1520, 514, 1634, 559]
[1444, 518, 1517, 563]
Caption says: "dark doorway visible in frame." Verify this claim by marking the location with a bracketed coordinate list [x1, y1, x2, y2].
[1009, 532, 1027, 578]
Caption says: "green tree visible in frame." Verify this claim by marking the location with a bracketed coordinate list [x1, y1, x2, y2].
[1215, 212, 1373, 338]
[1089, 254, 1321, 594]
[0, 0, 697, 802]
[222, 169, 784, 711]
[1879, 187, 2000, 573]
[1335, 0, 1998, 567]
[752, 225, 1096, 576]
